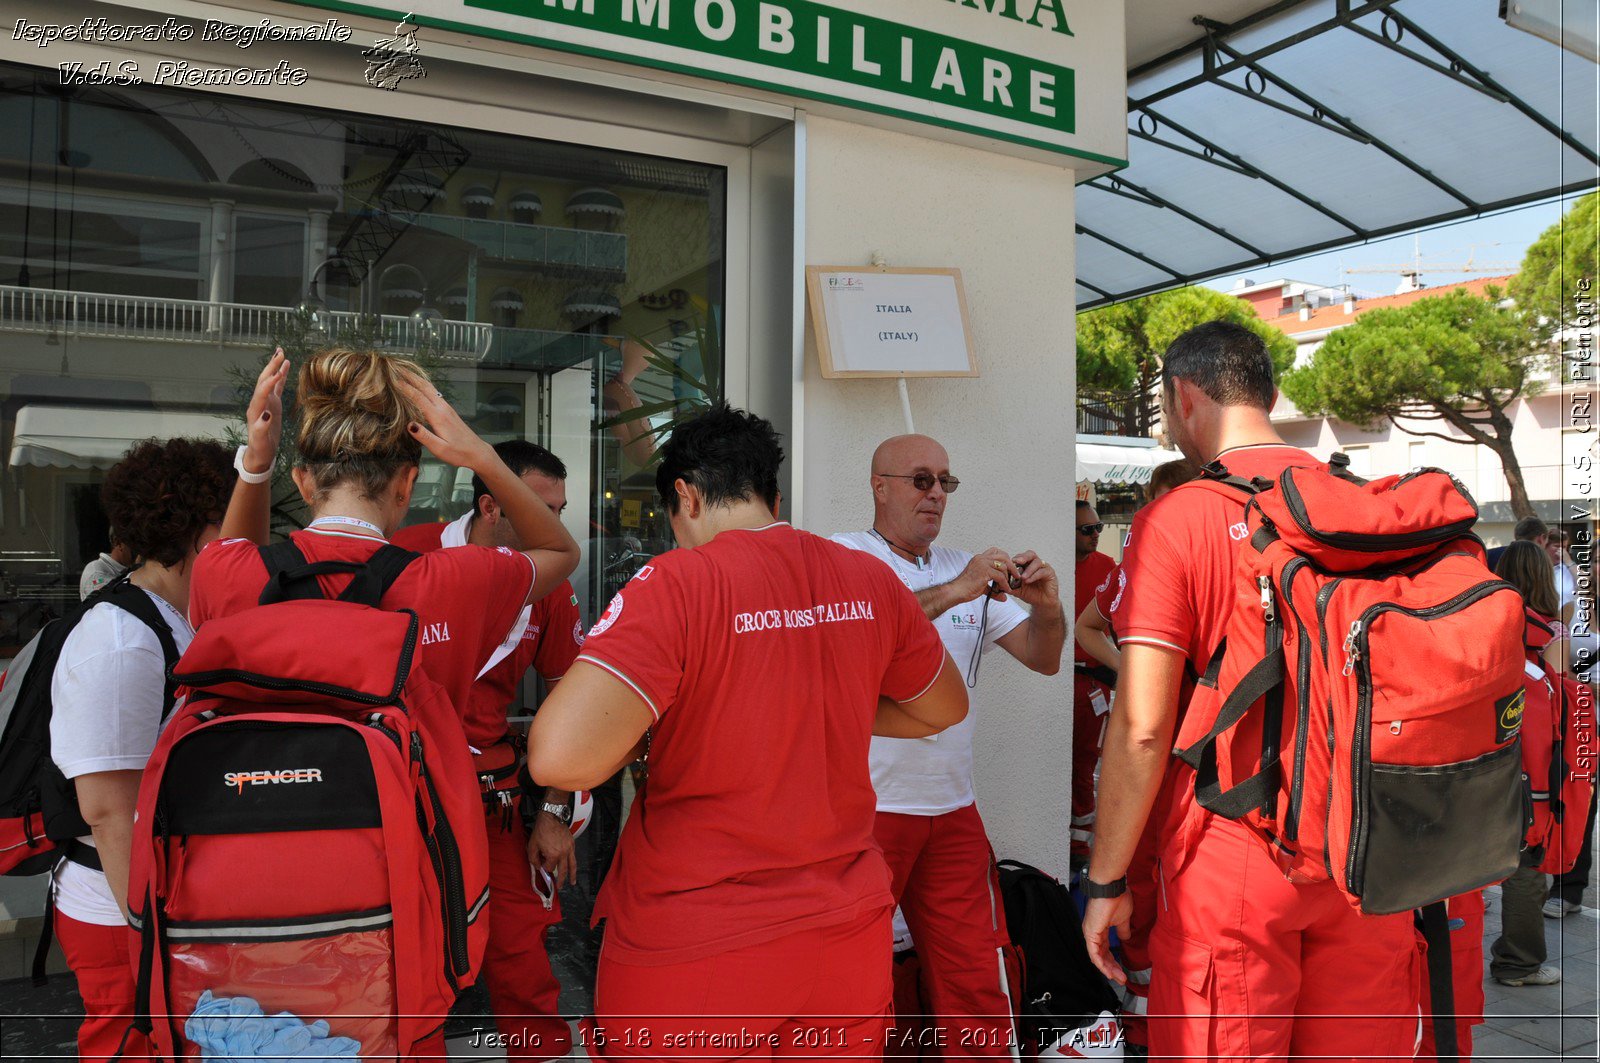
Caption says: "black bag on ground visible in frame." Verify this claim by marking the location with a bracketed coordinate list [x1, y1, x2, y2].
[996, 860, 1122, 1057]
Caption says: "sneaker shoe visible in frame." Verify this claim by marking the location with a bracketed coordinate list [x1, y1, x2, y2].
[1496, 965, 1562, 987]
[1544, 897, 1581, 918]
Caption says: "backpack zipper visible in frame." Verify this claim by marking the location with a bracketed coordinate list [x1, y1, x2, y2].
[1280, 559, 1312, 845]
[1342, 580, 1519, 894]
[412, 732, 471, 983]
[1257, 576, 1283, 821]
[1315, 578, 1343, 878]
[1279, 470, 1477, 552]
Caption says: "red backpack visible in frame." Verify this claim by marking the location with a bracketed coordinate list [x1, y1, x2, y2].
[124, 544, 489, 1060]
[1519, 611, 1596, 876]
[1175, 457, 1527, 916]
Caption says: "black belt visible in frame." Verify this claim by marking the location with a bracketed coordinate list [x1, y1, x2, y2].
[1074, 661, 1118, 688]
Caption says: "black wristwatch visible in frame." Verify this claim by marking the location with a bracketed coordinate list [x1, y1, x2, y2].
[1082, 875, 1128, 899]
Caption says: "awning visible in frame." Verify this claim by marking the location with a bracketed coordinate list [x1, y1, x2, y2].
[1076, 435, 1185, 485]
[1077, 0, 1600, 308]
[9, 405, 234, 470]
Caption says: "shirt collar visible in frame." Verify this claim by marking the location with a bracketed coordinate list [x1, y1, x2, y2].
[440, 510, 474, 549]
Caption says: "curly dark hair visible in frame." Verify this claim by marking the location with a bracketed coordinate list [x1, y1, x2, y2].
[101, 438, 235, 567]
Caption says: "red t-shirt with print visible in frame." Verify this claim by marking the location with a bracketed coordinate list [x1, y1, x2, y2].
[391, 520, 582, 747]
[577, 522, 948, 965]
[189, 527, 534, 720]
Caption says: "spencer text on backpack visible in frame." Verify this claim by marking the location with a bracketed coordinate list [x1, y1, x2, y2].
[123, 543, 489, 1060]
[1174, 457, 1527, 916]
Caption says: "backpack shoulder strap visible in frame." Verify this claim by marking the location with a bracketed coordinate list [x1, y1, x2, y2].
[257, 539, 420, 608]
[335, 544, 421, 607]
[95, 578, 181, 719]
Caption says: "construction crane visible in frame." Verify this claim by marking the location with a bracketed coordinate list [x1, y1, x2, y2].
[1343, 238, 1517, 294]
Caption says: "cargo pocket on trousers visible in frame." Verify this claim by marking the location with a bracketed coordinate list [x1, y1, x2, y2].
[1150, 923, 1213, 997]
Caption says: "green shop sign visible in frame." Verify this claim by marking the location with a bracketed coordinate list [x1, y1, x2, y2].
[286, 0, 1125, 166]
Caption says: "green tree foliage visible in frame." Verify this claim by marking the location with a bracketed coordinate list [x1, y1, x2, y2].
[1280, 288, 1546, 518]
[1509, 191, 1599, 337]
[1077, 286, 1295, 436]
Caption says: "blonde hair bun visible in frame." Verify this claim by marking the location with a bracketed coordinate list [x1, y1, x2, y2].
[296, 347, 430, 500]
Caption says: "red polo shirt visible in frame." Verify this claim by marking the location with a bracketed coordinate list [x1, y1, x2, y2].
[1074, 550, 1116, 664]
[392, 520, 582, 747]
[577, 522, 947, 965]
[1109, 446, 1315, 674]
[189, 527, 533, 720]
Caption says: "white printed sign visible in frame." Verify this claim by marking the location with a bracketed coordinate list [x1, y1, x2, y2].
[807, 267, 978, 378]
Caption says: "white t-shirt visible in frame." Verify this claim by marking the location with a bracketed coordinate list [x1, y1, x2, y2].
[831, 531, 1029, 815]
[49, 589, 192, 925]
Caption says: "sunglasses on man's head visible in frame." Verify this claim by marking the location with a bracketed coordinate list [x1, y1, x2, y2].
[879, 472, 960, 494]
[1077, 523, 1104, 536]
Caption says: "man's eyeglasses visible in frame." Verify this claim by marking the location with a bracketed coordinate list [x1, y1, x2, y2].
[878, 472, 960, 494]
[1077, 523, 1104, 536]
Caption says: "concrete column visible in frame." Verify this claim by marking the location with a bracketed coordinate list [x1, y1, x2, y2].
[207, 199, 234, 336]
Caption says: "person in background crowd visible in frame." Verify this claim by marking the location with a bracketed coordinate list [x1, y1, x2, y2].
[1069, 456, 1196, 1042]
[1546, 527, 1578, 626]
[1084, 321, 1420, 1060]
[1489, 540, 1569, 989]
[1070, 499, 1116, 866]
[1485, 515, 1548, 573]
[78, 533, 133, 600]
[527, 405, 968, 1059]
[832, 433, 1064, 1058]
[190, 348, 580, 1059]
[50, 438, 235, 1062]
[391, 439, 583, 1063]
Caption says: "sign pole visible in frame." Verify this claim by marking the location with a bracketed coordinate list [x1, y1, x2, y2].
[897, 376, 916, 434]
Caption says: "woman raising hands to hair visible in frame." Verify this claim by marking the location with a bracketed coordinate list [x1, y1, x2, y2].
[192, 347, 580, 715]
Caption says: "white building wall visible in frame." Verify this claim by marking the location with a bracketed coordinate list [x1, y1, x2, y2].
[799, 115, 1078, 876]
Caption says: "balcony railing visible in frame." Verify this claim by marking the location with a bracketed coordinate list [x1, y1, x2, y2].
[0, 285, 493, 362]
[1078, 388, 1159, 438]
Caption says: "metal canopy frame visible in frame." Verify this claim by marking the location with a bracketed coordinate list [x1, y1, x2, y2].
[1077, 0, 1600, 308]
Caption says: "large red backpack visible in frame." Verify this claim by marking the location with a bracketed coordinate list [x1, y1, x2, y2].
[1519, 611, 1596, 876]
[125, 544, 489, 1060]
[1174, 457, 1527, 917]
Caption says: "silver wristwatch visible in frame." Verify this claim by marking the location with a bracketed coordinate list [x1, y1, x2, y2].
[540, 800, 573, 826]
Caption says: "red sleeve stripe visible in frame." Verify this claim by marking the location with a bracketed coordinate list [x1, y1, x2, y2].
[577, 654, 661, 721]
[895, 655, 946, 705]
[1117, 635, 1187, 654]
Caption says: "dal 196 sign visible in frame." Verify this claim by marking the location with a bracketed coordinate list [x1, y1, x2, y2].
[290, 0, 1125, 166]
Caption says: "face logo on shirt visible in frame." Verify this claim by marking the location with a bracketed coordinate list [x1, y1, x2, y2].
[1229, 521, 1249, 541]
[420, 621, 452, 646]
[590, 592, 624, 638]
[950, 612, 980, 629]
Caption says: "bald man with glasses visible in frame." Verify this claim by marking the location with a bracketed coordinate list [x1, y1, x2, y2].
[832, 433, 1065, 1058]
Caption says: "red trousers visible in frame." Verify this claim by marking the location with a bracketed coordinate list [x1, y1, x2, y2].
[876, 804, 1016, 1060]
[54, 910, 152, 1061]
[593, 905, 893, 1061]
[1148, 814, 1421, 1063]
[1417, 891, 1484, 1063]
[482, 809, 569, 1062]
[1070, 679, 1109, 859]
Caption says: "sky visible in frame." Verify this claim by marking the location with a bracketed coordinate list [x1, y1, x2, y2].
[1201, 191, 1585, 300]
